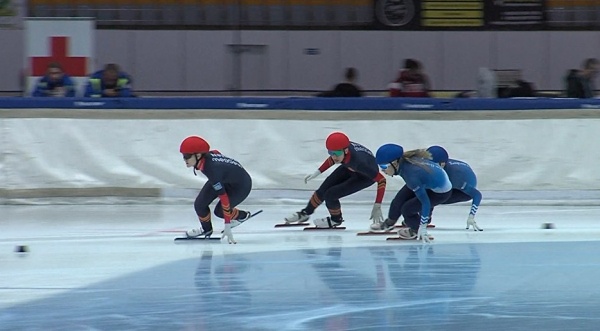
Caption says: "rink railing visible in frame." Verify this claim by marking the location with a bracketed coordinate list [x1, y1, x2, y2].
[2, 96, 600, 111]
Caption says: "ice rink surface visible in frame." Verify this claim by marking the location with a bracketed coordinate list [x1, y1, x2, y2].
[2, 202, 600, 330]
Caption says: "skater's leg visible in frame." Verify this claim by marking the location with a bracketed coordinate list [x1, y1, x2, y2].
[387, 185, 415, 222]
[321, 173, 373, 223]
[188, 183, 218, 237]
[402, 190, 452, 231]
[285, 168, 351, 224]
[313, 172, 373, 228]
[214, 176, 252, 221]
[304, 167, 352, 215]
[370, 185, 414, 231]
[442, 188, 472, 205]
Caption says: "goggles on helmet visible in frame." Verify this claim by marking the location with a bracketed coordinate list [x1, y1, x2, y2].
[328, 150, 344, 157]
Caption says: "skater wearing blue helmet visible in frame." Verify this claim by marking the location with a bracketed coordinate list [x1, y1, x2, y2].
[427, 145, 483, 231]
[374, 144, 451, 242]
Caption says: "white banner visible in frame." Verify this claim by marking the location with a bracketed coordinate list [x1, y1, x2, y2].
[24, 18, 94, 96]
[0, 115, 597, 197]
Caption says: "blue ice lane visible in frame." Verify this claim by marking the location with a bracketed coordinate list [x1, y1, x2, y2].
[2, 241, 600, 331]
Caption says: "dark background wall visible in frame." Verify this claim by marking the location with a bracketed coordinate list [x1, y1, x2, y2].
[1, 29, 598, 94]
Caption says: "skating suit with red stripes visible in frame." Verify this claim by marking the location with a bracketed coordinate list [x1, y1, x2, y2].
[198, 152, 250, 191]
[197, 151, 251, 223]
[318, 142, 386, 203]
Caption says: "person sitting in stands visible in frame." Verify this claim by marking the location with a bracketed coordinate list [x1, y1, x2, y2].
[31, 62, 76, 97]
[317, 67, 363, 97]
[388, 59, 431, 98]
[565, 58, 599, 98]
[84, 63, 133, 98]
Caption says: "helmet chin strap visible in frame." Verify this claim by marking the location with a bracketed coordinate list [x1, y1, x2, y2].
[390, 160, 399, 176]
[193, 154, 203, 176]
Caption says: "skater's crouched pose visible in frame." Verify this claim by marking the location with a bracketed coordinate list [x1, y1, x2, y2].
[285, 131, 387, 228]
[427, 145, 483, 231]
[375, 144, 452, 242]
[180, 135, 253, 244]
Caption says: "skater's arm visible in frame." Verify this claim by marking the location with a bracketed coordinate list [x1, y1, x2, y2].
[218, 193, 233, 224]
[464, 186, 483, 231]
[462, 185, 482, 216]
[413, 186, 431, 224]
[373, 172, 386, 203]
[212, 181, 232, 224]
[317, 157, 335, 173]
[304, 159, 332, 184]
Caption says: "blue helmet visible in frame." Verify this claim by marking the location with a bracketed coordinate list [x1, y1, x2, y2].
[427, 145, 449, 164]
[376, 144, 404, 165]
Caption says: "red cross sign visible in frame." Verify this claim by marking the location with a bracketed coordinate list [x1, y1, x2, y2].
[31, 36, 88, 76]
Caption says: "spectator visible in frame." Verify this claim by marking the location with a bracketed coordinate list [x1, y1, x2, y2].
[476, 67, 497, 98]
[498, 79, 536, 98]
[388, 59, 431, 98]
[31, 62, 76, 97]
[317, 67, 363, 97]
[509, 79, 536, 97]
[565, 58, 599, 98]
[84, 63, 133, 98]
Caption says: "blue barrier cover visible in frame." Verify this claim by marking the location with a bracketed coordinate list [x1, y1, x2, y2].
[1, 97, 600, 110]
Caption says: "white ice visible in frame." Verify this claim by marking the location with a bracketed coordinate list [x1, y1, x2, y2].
[1, 202, 600, 330]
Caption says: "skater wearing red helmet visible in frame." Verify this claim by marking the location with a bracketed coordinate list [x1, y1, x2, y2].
[284, 132, 387, 228]
[180, 135, 253, 244]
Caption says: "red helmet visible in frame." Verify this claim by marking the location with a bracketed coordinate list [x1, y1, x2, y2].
[326, 132, 350, 150]
[180, 136, 210, 154]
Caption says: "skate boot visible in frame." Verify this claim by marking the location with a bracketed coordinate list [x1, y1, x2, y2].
[313, 216, 343, 228]
[397, 227, 417, 240]
[230, 210, 251, 229]
[370, 218, 397, 232]
[284, 210, 309, 224]
[186, 228, 213, 238]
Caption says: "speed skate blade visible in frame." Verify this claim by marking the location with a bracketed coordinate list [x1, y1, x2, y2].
[274, 222, 310, 228]
[174, 237, 220, 242]
[395, 224, 436, 229]
[303, 226, 346, 231]
[357, 231, 395, 236]
[386, 236, 434, 241]
[249, 210, 263, 218]
[227, 209, 263, 231]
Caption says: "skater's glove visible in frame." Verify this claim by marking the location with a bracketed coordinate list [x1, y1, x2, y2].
[466, 214, 482, 231]
[417, 223, 431, 243]
[304, 170, 321, 184]
[370, 203, 384, 223]
[221, 223, 236, 244]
